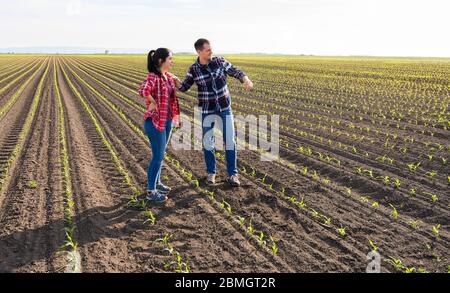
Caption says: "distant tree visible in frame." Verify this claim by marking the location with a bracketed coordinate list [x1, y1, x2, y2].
[105, 50, 110, 55]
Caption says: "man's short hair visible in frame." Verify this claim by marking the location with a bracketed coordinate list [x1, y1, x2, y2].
[194, 38, 210, 51]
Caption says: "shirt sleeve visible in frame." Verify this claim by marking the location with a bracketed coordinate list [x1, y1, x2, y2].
[138, 76, 154, 98]
[221, 57, 246, 83]
[178, 66, 195, 93]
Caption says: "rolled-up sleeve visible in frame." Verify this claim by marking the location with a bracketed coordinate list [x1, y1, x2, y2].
[179, 67, 195, 93]
[221, 57, 246, 83]
[138, 77, 154, 97]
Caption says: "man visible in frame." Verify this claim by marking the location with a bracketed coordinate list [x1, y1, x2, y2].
[174, 38, 253, 187]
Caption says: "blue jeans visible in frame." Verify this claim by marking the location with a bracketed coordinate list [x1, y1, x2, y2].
[144, 119, 173, 191]
[202, 108, 238, 177]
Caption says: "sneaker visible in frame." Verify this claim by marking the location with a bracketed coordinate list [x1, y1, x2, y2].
[146, 190, 167, 204]
[206, 173, 216, 185]
[156, 182, 171, 194]
[227, 174, 241, 187]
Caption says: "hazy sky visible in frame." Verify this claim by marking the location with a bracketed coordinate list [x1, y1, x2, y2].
[1, 0, 449, 56]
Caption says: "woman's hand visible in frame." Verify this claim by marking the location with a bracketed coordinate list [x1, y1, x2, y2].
[147, 99, 158, 111]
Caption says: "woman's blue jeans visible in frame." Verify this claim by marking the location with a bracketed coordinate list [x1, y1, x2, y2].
[144, 119, 173, 191]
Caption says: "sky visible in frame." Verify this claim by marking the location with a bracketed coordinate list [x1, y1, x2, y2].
[1, 0, 449, 56]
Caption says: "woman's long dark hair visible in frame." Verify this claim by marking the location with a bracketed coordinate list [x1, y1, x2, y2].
[147, 48, 172, 75]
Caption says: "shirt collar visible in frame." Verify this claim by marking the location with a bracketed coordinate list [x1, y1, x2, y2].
[196, 57, 212, 67]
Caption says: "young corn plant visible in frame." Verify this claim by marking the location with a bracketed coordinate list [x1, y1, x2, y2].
[423, 192, 439, 203]
[425, 170, 438, 179]
[337, 226, 346, 237]
[323, 216, 332, 227]
[248, 217, 254, 236]
[409, 219, 422, 229]
[310, 209, 320, 220]
[297, 196, 306, 209]
[393, 177, 401, 189]
[369, 239, 378, 252]
[389, 204, 398, 219]
[407, 162, 421, 172]
[28, 180, 38, 189]
[432, 224, 441, 240]
[143, 207, 156, 225]
[221, 200, 232, 215]
[371, 201, 379, 209]
[385, 256, 406, 271]
[269, 236, 278, 255]
[238, 216, 246, 227]
[258, 231, 266, 247]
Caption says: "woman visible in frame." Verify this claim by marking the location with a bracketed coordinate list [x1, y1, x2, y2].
[138, 48, 181, 203]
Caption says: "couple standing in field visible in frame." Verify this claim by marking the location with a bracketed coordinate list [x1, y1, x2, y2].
[138, 38, 254, 203]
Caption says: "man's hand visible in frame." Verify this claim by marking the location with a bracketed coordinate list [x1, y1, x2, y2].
[243, 76, 253, 91]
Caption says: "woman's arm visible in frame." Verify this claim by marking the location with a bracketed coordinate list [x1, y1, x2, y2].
[138, 78, 158, 109]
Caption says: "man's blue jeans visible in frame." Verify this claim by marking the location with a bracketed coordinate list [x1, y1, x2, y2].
[144, 119, 173, 191]
[201, 108, 238, 177]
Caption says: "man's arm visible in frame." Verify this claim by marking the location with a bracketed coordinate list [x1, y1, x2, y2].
[221, 58, 253, 90]
[174, 67, 195, 93]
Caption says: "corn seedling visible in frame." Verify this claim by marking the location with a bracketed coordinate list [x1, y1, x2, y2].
[143, 208, 155, 225]
[432, 224, 441, 240]
[425, 170, 437, 179]
[423, 192, 438, 203]
[269, 236, 278, 255]
[298, 196, 306, 209]
[409, 219, 422, 229]
[28, 180, 38, 189]
[337, 226, 346, 237]
[261, 173, 268, 184]
[310, 209, 320, 219]
[220, 200, 232, 215]
[126, 195, 139, 207]
[389, 204, 398, 219]
[247, 217, 254, 236]
[258, 231, 266, 247]
[359, 196, 369, 203]
[407, 162, 421, 172]
[156, 233, 173, 245]
[238, 216, 246, 227]
[369, 239, 378, 252]
[346, 188, 352, 196]
[385, 256, 405, 271]
[323, 216, 331, 227]
[393, 177, 401, 189]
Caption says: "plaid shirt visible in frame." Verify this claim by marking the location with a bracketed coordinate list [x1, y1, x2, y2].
[178, 57, 246, 114]
[138, 72, 181, 132]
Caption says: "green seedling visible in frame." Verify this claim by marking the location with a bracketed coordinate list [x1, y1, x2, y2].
[393, 177, 401, 189]
[143, 208, 155, 225]
[409, 219, 422, 229]
[28, 180, 38, 189]
[269, 236, 278, 255]
[389, 204, 398, 219]
[337, 226, 346, 237]
[369, 239, 378, 252]
[432, 224, 441, 240]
